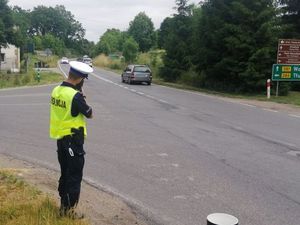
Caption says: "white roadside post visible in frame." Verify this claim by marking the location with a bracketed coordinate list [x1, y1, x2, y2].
[207, 213, 239, 225]
[267, 79, 271, 99]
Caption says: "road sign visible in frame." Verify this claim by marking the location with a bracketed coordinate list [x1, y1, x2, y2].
[277, 39, 300, 64]
[272, 64, 300, 81]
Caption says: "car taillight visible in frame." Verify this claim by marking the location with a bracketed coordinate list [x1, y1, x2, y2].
[130, 72, 135, 78]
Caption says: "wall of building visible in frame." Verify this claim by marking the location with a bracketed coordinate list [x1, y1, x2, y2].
[1, 44, 20, 73]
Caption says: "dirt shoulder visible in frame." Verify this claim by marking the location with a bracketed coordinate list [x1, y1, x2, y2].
[0, 153, 149, 225]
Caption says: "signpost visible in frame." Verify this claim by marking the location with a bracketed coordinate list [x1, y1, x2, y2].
[273, 39, 300, 96]
[277, 39, 300, 64]
[272, 64, 300, 81]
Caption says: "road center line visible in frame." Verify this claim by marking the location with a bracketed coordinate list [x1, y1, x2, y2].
[90, 72, 171, 105]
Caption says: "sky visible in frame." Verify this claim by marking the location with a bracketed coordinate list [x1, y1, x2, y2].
[8, 0, 199, 43]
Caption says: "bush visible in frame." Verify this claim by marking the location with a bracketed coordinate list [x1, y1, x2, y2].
[276, 82, 290, 96]
[93, 54, 111, 67]
[109, 63, 122, 70]
[13, 75, 21, 86]
[22, 74, 32, 84]
[179, 69, 203, 87]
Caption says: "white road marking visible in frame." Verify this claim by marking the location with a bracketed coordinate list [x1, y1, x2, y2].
[57, 62, 68, 78]
[90, 71, 300, 122]
[147, 164, 161, 168]
[159, 178, 169, 182]
[174, 195, 187, 200]
[157, 153, 168, 157]
[289, 114, 300, 118]
[263, 108, 278, 113]
[158, 99, 168, 104]
[237, 103, 256, 108]
[188, 176, 195, 181]
[90, 72, 171, 105]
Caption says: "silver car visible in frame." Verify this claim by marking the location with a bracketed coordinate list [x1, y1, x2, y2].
[121, 65, 152, 85]
[83, 57, 93, 67]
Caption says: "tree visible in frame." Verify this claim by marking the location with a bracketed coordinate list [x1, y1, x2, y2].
[0, 0, 14, 70]
[11, 6, 31, 53]
[29, 5, 85, 47]
[128, 12, 156, 52]
[279, 0, 300, 38]
[123, 37, 139, 63]
[158, 1, 195, 82]
[41, 33, 65, 55]
[174, 0, 194, 16]
[194, 0, 279, 92]
[95, 29, 124, 55]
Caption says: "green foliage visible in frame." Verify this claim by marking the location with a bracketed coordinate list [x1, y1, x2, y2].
[0, 171, 89, 225]
[0, 0, 14, 47]
[123, 37, 139, 63]
[11, 6, 30, 49]
[159, 14, 193, 82]
[29, 5, 85, 43]
[33, 35, 43, 49]
[175, 0, 194, 16]
[279, 0, 300, 38]
[41, 33, 65, 55]
[193, 0, 278, 93]
[10, 4, 92, 57]
[0, 0, 14, 71]
[128, 12, 156, 52]
[13, 75, 21, 85]
[94, 29, 124, 55]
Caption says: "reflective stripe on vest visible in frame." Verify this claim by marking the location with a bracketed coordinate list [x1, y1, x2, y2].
[49, 86, 87, 139]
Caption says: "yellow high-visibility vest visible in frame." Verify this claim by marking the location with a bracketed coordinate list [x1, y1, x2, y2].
[49, 86, 87, 139]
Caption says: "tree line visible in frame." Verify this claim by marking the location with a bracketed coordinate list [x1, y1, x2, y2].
[158, 0, 300, 93]
[1, 0, 300, 94]
[0, 0, 93, 57]
[92, 0, 300, 94]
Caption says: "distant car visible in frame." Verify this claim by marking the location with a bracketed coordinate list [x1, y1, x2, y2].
[83, 57, 93, 67]
[76, 57, 83, 62]
[60, 57, 69, 64]
[121, 65, 152, 85]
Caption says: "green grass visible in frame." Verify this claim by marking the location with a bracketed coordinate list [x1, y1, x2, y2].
[32, 55, 60, 68]
[0, 170, 89, 225]
[0, 53, 64, 89]
[0, 72, 64, 89]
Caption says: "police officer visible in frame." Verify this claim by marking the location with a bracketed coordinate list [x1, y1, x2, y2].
[49, 61, 93, 218]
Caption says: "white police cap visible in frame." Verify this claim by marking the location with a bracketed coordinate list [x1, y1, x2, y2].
[69, 61, 93, 79]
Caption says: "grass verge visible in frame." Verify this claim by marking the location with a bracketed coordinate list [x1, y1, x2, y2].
[0, 170, 89, 225]
[154, 79, 300, 107]
[0, 53, 64, 89]
[0, 72, 64, 89]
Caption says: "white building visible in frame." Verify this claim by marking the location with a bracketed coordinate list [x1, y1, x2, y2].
[0, 44, 20, 73]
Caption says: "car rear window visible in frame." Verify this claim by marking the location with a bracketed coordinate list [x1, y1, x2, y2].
[134, 66, 150, 72]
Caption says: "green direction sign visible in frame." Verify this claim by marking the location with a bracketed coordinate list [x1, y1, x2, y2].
[272, 64, 300, 81]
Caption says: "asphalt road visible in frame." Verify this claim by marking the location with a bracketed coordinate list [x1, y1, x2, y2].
[0, 64, 300, 225]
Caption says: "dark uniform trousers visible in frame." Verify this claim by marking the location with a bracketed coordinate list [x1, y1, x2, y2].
[57, 135, 85, 210]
